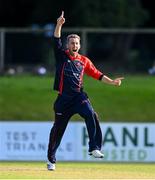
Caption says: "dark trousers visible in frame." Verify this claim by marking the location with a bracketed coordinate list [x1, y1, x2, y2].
[47, 92, 102, 163]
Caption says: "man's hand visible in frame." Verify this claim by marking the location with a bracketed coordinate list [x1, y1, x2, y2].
[54, 11, 65, 38]
[112, 77, 124, 86]
[57, 11, 65, 26]
[102, 75, 124, 86]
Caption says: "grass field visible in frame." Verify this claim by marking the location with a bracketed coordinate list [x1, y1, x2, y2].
[0, 161, 155, 179]
[0, 74, 155, 122]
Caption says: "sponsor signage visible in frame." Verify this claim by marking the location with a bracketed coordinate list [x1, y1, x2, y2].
[0, 122, 154, 162]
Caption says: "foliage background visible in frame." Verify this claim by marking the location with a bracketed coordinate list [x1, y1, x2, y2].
[0, 0, 150, 28]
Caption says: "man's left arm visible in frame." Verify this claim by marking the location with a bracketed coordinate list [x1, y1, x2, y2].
[84, 57, 124, 86]
[101, 75, 124, 86]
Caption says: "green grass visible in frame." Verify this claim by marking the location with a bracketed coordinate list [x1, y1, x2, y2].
[0, 162, 155, 179]
[0, 75, 155, 122]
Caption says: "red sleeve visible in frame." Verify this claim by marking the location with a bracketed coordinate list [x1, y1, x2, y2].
[84, 57, 103, 80]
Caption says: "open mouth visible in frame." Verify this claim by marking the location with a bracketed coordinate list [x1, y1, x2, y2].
[73, 49, 77, 52]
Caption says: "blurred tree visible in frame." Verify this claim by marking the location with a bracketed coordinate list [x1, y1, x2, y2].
[0, 0, 35, 27]
[74, 0, 149, 71]
[104, 0, 148, 27]
[103, 0, 149, 69]
[30, 0, 56, 24]
[0, 0, 149, 27]
[141, 0, 155, 27]
[68, 0, 148, 27]
[0, 0, 150, 72]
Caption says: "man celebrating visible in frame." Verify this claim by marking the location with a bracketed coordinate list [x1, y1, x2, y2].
[47, 11, 124, 170]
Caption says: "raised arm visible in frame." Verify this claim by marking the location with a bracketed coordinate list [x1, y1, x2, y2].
[54, 11, 65, 38]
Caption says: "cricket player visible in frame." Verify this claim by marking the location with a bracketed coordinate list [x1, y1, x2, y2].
[47, 11, 124, 170]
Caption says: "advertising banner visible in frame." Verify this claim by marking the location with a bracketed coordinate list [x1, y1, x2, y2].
[0, 122, 154, 162]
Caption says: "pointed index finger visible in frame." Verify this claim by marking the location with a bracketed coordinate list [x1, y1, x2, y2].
[61, 11, 64, 17]
[117, 77, 124, 80]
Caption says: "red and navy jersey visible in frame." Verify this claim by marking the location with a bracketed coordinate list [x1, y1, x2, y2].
[53, 37, 103, 95]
